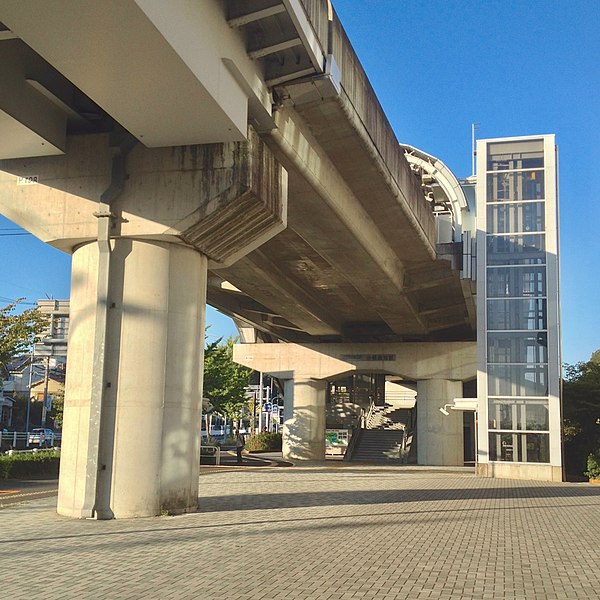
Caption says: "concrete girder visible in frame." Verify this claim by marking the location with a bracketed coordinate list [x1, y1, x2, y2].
[213, 253, 341, 337]
[283, 172, 425, 334]
[244, 249, 344, 332]
[0, 0, 271, 146]
[420, 306, 471, 332]
[405, 263, 459, 292]
[0, 39, 67, 159]
[266, 107, 407, 291]
[207, 288, 304, 341]
[265, 106, 428, 335]
[288, 93, 437, 266]
[405, 261, 476, 334]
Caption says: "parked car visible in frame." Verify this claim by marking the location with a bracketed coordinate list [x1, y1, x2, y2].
[28, 428, 55, 447]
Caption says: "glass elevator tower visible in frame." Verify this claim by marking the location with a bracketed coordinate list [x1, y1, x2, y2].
[476, 135, 562, 480]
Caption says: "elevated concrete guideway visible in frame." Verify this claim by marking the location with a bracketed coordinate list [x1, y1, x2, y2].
[0, 0, 475, 345]
[0, 1, 477, 518]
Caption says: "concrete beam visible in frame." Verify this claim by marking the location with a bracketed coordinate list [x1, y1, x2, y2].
[233, 342, 477, 381]
[0, 128, 287, 263]
[0, 40, 66, 159]
[265, 107, 427, 335]
[213, 254, 340, 336]
[0, 0, 271, 146]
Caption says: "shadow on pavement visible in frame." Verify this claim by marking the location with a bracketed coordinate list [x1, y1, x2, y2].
[197, 483, 600, 513]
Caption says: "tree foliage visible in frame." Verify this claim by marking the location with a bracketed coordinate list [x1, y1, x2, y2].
[563, 356, 600, 477]
[203, 336, 252, 427]
[0, 300, 47, 378]
[50, 385, 65, 429]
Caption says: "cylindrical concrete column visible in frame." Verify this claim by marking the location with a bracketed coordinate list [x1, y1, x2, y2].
[282, 378, 326, 461]
[416, 379, 463, 466]
[58, 239, 206, 518]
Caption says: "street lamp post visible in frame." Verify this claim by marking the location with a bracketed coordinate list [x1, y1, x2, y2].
[41, 356, 50, 426]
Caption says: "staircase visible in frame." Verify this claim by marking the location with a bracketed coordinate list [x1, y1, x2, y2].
[348, 401, 415, 463]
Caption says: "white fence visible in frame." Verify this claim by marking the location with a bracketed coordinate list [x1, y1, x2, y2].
[0, 431, 62, 450]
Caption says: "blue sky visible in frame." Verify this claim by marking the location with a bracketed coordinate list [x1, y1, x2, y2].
[1, 0, 598, 363]
[332, 0, 600, 365]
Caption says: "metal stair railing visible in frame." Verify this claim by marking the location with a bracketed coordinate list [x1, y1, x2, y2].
[343, 425, 362, 461]
[400, 425, 416, 463]
[363, 400, 376, 429]
[344, 400, 375, 461]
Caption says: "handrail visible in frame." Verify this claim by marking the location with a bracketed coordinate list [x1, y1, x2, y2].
[344, 400, 374, 461]
[400, 425, 415, 464]
[199, 445, 221, 466]
[364, 400, 376, 429]
[400, 425, 408, 462]
[343, 426, 361, 461]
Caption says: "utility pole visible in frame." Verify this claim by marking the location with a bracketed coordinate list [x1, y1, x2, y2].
[25, 348, 35, 443]
[41, 356, 50, 426]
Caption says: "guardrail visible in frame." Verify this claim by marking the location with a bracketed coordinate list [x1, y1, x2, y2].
[199, 445, 220, 465]
[0, 431, 62, 450]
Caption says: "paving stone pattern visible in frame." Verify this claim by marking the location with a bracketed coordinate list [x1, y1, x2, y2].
[1, 465, 600, 599]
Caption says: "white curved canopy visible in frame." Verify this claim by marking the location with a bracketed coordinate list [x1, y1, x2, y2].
[400, 143, 469, 234]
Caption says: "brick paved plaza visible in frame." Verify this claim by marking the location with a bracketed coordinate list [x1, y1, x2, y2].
[2, 464, 600, 599]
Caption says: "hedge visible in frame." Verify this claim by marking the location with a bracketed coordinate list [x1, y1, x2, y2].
[245, 432, 282, 452]
[0, 450, 60, 480]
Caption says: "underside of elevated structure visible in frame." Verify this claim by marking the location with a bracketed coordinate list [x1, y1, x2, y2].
[0, 0, 477, 349]
[0, 0, 479, 519]
[0, 1, 559, 519]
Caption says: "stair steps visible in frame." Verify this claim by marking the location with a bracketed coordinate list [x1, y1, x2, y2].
[349, 400, 416, 463]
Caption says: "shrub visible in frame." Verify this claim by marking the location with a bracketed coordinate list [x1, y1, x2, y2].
[0, 450, 60, 480]
[245, 432, 282, 452]
[584, 451, 600, 480]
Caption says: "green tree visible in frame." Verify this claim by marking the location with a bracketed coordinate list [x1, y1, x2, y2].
[562, 357, 600, 477]
[50, 385, 65, 430]
[203, 336, 252, 436]
[0, 300, 47, 381]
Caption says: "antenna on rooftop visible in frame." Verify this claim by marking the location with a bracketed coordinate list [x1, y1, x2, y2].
[471, 123, 480, 178]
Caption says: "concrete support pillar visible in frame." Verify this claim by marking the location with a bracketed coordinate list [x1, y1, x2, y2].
[57, 239, 206, 519]
[282, 378, 326, 461]
[416, 379, 463, 466]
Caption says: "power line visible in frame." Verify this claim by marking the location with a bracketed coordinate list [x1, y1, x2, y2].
[0, 296, 37, 306]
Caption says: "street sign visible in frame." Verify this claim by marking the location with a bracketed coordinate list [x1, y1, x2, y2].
[262, 402, 272, 412]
